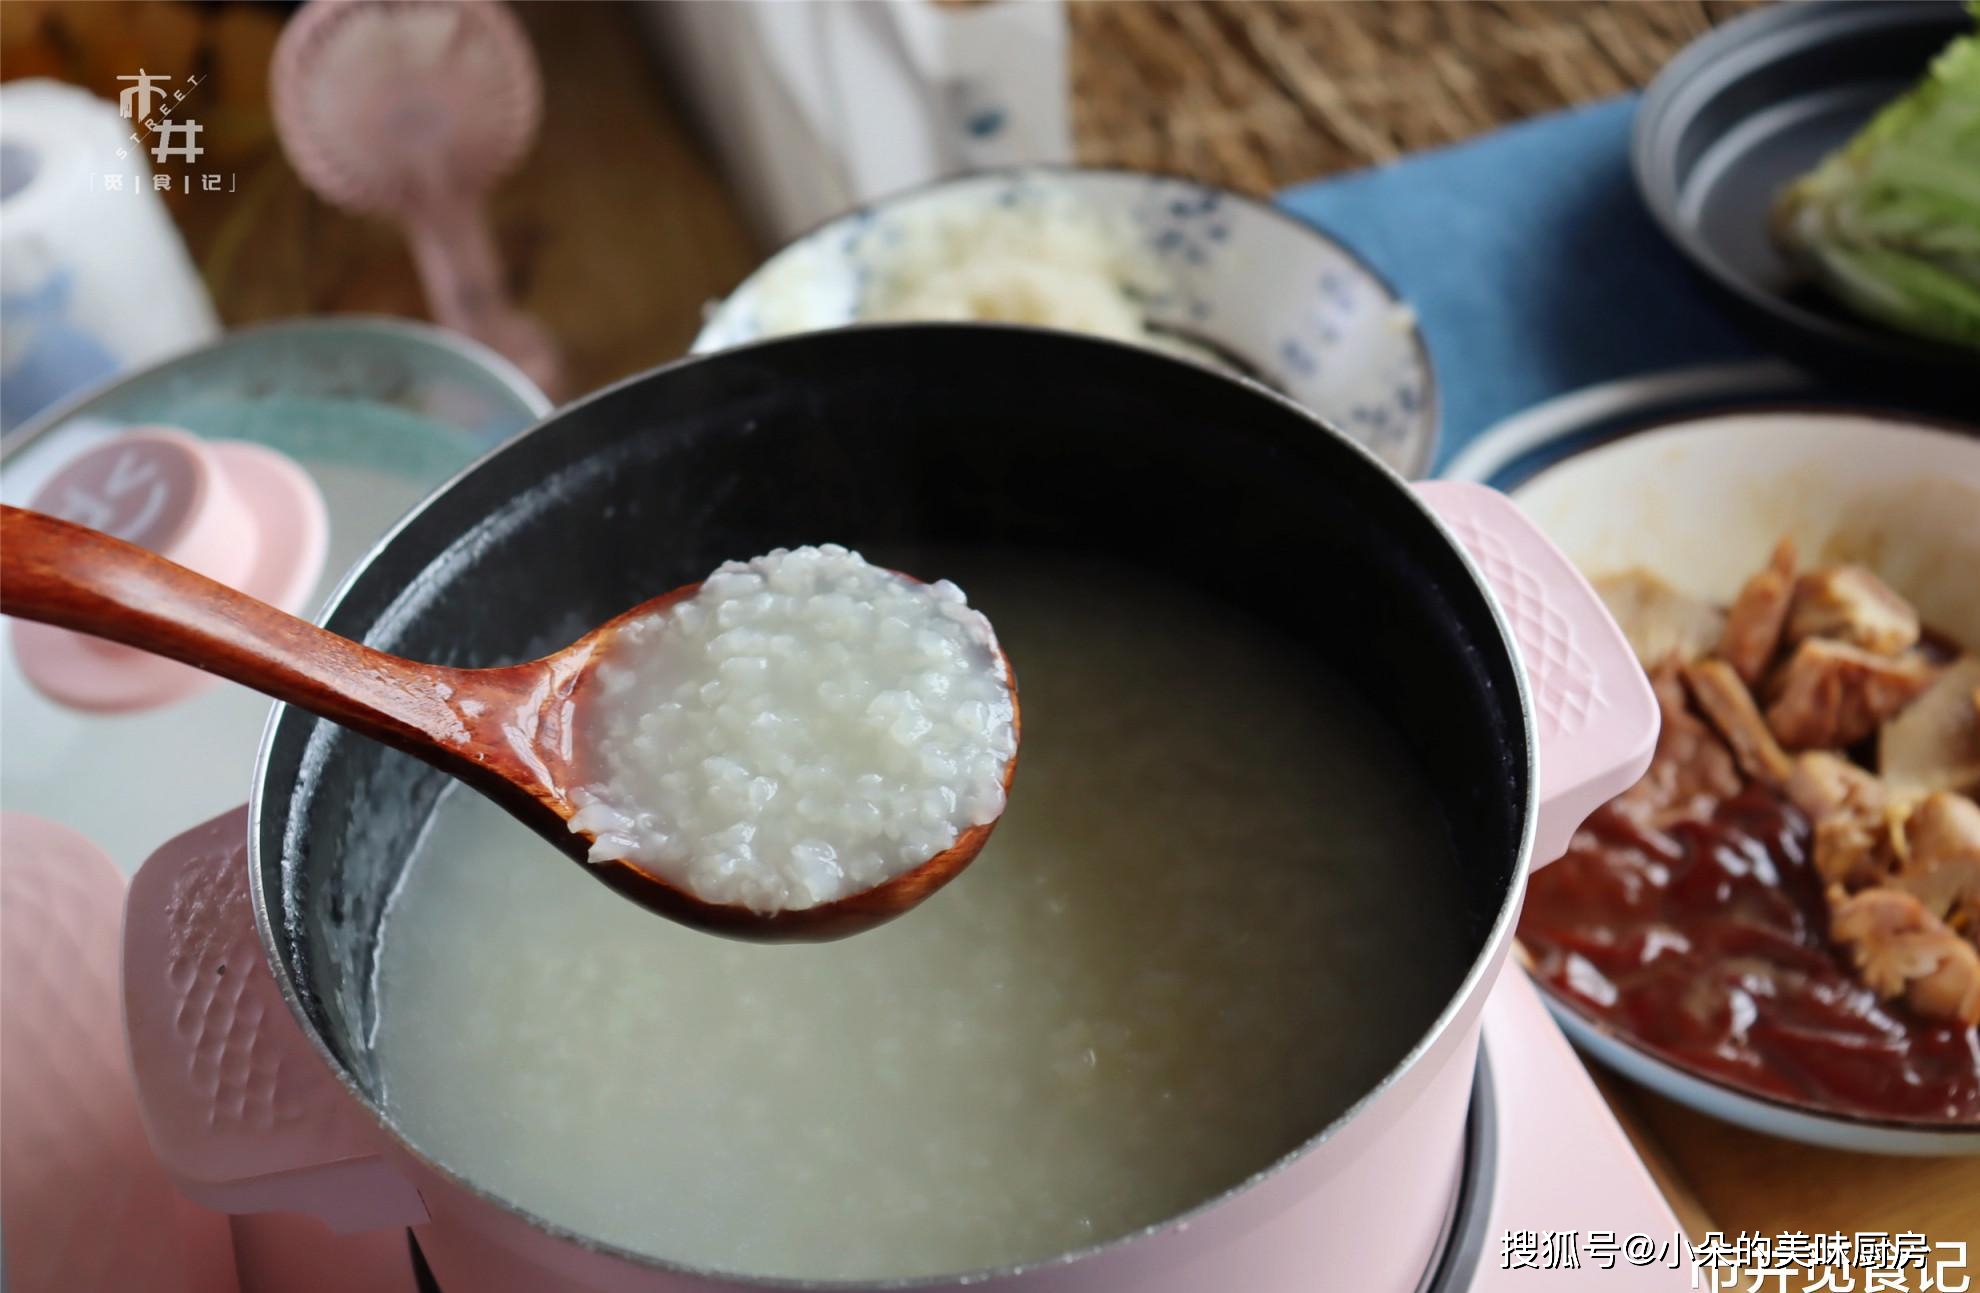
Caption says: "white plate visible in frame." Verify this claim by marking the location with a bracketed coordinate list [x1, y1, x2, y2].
[695, 167, 1438, 477]
[1511, 408, 1980, 1154]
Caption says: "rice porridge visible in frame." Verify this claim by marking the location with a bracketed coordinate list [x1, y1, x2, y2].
[373, 557, 1467, 1280]
[568, 545, 1016, 912]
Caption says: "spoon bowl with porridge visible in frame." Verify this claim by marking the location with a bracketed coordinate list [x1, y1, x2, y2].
[0, 507, 1019, 939]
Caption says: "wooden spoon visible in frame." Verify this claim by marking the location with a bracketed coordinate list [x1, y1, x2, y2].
[0, 505, 1019, 941]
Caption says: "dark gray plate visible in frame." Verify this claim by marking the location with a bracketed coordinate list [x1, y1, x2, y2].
[1633, 0, 1974, 374]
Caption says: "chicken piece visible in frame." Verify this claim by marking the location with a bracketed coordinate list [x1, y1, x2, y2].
[1765, 638, 1935, 749]
[1815, 813, 1898, 892]
[1683, 659, 1795, 788]
[1892, 792, 1980, 936]
[1788, 751, 1899, 890]
[1614, 657, 1742, 825]
[1785, 749, 1882, 818]
[1719, 537, 1797, 684]
[1879, 655, 1980, 799]
[1830, 887, 1980, 1026]
[1783, 564, 1921, 657]
[1594, 569, 1726, 667]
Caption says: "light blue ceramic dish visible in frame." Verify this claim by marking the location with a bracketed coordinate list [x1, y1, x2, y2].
[696, 167, 1438, 477]
[0, 316, 550, 874]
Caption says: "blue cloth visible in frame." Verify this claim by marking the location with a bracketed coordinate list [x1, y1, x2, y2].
[1277, 96, 1765, 468]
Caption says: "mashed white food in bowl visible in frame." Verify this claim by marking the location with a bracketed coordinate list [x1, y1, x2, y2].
[568, 545, 1017, 912]
[855, 192, 1170, 346]
[737, 183, 1219, 365]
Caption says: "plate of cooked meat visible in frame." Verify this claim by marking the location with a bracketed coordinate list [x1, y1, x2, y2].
[1508, 407, 1980, 1153]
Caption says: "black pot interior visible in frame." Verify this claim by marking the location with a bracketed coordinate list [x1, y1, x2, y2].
[258, 324, 1528, 1103]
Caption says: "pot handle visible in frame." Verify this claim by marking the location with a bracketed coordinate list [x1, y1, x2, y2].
[123, 806, 429, 1233]
[1414, 481, 1659, 866]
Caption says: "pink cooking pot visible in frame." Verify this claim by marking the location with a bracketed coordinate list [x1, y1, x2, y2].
[119, 326, 1657, 1292]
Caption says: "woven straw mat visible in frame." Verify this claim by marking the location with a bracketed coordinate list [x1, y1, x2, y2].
[1070, 0, 1768, 193]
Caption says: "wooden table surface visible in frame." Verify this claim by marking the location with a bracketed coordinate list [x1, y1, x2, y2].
[4, 0, 1974, 1263]
[1597, 1071, 1979, 1250]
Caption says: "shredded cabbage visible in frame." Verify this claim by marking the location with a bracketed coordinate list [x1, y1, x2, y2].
[1771, 9, 1980, 350]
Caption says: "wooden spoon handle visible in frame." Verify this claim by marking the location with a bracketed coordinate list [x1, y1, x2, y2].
[1, 505, 480, 760]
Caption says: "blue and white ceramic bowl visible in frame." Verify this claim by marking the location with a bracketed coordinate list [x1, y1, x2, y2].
[695, 167, 1438, 477]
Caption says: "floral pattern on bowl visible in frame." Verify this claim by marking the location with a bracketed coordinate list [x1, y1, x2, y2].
[695, 168, 1438, 478]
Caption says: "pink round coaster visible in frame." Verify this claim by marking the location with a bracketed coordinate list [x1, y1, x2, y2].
[11, 428, 328, 713]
